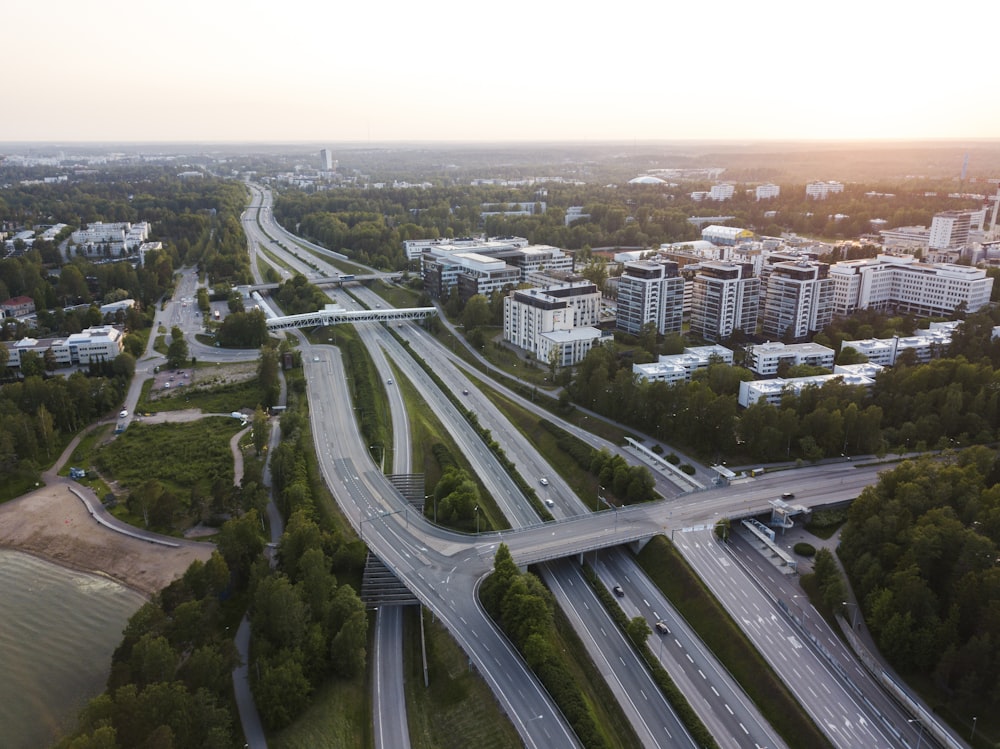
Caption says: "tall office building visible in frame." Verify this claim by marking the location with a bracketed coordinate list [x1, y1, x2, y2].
[928, 210, 972, 249]
[689, 262, 760, 342]
[761, 261, 833, 340]
[616, 260, 684, 336]
[320, 148, 334, 170]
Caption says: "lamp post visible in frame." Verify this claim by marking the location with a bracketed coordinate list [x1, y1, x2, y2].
[370, 444, 384, 473]
[425, 493, 436, 524]
[908, 719, 925, 749]
[475, 505, 480, 534]
[842, 600, 860, 630]
[971, 716, 977, 742]
[599, 486, 618, 531]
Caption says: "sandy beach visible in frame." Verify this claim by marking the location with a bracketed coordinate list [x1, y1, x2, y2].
[0, 482, 214, 598]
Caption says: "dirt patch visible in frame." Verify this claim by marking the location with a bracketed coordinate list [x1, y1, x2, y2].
[0, 483, 214, 598]
[147, 361, 258, 403]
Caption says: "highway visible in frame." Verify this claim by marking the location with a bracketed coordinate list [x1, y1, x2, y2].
[243, 183, 957, 748]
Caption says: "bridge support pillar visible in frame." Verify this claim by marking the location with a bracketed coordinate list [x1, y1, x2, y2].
[628, 538, 652, 555]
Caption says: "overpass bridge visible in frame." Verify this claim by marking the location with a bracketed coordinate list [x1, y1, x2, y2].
[241, 272, 403, 295]
[266, 306, 437, 332]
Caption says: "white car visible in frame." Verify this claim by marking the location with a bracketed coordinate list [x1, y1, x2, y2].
[544, 498, 554, 507]
[119, 409, 128, 418]
[539, 477, 549, 486]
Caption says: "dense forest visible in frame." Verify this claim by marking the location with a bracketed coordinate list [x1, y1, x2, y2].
[270, 177, 984, 274]
[562, 307, 1000, 463]
[839, 450, 1000, 708]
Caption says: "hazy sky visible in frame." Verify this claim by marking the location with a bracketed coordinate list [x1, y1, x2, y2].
[7, 0, 995, 143]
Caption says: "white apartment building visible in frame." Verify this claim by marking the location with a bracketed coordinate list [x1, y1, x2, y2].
[829, 254, 993, 318]
[616, 260, 684, 336]
[502, 283, 603, 366]
[633, 345, 734, 385]
[709, 184, 735, 201]
[806, 181, 845, 199]
[738, 372, 876, 408]
[761, 260, 834, 340]
[689, 262, 760, 342]
[756, 184, 780, 201]
[5, 325, 125, 369]
[745, 341, 836, 377]
[840, 321, 958, 366]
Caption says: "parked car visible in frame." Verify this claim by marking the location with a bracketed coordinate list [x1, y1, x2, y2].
[119, 409, 128, 418]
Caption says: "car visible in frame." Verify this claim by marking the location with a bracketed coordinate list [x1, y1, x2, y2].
[781, 492, 795, 500]
[387, 379, 393, 385]
[539, 477, 549, 486]
[655, 621, 669, 635]
[544, 498, 554, 507]
[612, 584, 625, 598]
[119, 409, 128, 418]
[462, 389, 469, 395]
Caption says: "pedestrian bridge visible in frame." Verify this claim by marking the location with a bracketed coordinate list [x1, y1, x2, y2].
[265, 306, 437, 332]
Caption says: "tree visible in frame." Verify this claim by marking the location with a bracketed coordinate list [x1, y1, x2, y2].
[252, 406, 268, 457]
[257, 346, 280, 408]
[461, 294, 491, 330]
[166, 326, 188, 369]
[626, 616, 651, 645]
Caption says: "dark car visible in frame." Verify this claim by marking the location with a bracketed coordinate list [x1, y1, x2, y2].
[612, 584, 625, 598]
[781, 492, 795, 500]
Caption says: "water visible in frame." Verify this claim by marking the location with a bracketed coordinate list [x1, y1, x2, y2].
[0, 549, 145, 749]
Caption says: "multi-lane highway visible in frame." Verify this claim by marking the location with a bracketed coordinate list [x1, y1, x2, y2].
[242, 183, 961, 749]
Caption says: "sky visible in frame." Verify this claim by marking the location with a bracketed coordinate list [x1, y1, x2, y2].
[6, 0, 997, 144]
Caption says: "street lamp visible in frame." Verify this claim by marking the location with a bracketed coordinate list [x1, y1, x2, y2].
[971, 716, 977, 742]
[842, 600, 860, 630]
[370, 444, 384, 473]
[425, 493, 436, 524]
[475, 506, 480, 534]
[599, 486, 618, 531]
[908, 719, 925, 749]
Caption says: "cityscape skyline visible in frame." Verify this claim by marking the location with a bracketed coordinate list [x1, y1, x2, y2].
[6, 1, 997, 144]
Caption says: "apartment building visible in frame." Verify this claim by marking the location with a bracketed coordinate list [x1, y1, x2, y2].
[755, 184, 780, 201]
[761, 261, 834, 340]
[633, 345, 734, 385]
[738, 371, 876, 408]
[928, 210, 974, 249]
[840, 321, 958, 366]
[616, 260, 684, 336]
[805, 181, 844, 199]
[745, 341, 836, 377]
[689, 262, 760, 342]
[502, 282, 603, 366]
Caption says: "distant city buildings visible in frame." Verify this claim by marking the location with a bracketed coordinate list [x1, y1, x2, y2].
[755, 184, 780, 201]
[806, 181, 844, 199]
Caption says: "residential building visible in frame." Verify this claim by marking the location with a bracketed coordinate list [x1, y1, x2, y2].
[878, 225, 930, 250]
[745, 341, 836, 377]
[502, 282, 603, 366]
[1, 296, 36, 318]
[404, 235, 529, 262]
[709, 184, 735, 201]
[829, 254, 993, 318]
[689, 262, 760, 342]
[806, 181, 845, 199]
[633, 345, 734, 385]
[616, 260, 684, 336]
[738, 372, 876, 408]
[840, 322, 958, 366]
[761, 260, 834, 340]
[755, 184, 780, 201]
